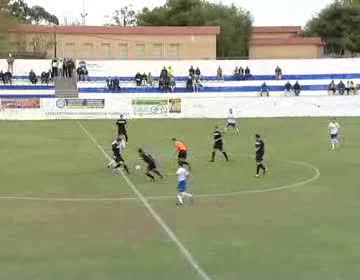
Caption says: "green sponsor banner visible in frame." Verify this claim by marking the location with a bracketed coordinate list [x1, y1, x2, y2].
[132, 99, 168, 105]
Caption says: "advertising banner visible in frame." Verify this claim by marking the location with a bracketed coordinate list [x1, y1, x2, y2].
[132, 99, 169, 116]
[55, 99, 105, 109]
[1, 98, 40, 109]
[132, 98, 182, 116]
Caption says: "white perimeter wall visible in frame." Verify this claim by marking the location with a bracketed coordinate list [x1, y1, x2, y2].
[1, 94, 360, 120]
[1, 58, 360, 77]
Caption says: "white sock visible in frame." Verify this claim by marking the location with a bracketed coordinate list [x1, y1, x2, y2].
[331, 143, 335, 150]
[177, 194, 183, 204]
[182, 192, 193, 198]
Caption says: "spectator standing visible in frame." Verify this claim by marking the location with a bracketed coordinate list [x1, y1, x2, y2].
[58, 59, 63, 77]
[338, 80, 345, 95]
[189, 66, 195, 76]
[275, 66, 282, 80]
[328, 80, 336, 95]
[67, 59, 75, 78]
[29, 69, 38, 84]
[260, 82, 269, 97]
[217, 66, 223, 81]
[284, 81, 292, 96]
[147, 72, 153, 87]
[293, 81, 301, 96]
[63, 58, 68, 77]
[7, 53, 14, 74]
[160, 67, 168, 80]
[51, 59, 59, 78]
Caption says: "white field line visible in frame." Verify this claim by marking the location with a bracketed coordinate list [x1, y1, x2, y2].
[78, 122, 212, 280]
[0, 158, 320, 202]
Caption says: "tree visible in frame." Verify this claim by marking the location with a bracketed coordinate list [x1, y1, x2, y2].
[137, 0, 253, 58]
[111, 5, 136, 26]
[8, 0, 59, 25]
[305, 0, 360, 55]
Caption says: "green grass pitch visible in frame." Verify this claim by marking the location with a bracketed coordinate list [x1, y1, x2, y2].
[0, 118, 360, 280]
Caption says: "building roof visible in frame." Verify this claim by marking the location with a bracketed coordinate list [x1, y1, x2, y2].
[9, 24, 221, 35]
[250, 37, 324, 46]
[253, 26, 302, 34]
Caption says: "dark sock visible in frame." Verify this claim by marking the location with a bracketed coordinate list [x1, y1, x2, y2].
[153, 170, 163, 179]
[114, 163, 121, 169]
[256, 165, 261, 174]
[123, 164, 130, 174]
[146, 172, 155, 180]
[223, 152, 229, 161]
[259, 164, 265, 171]
[211, 151, 215, 161]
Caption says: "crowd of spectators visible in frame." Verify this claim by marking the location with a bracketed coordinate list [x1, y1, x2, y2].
[0, 70, 12, 85]
[158, 66, 175, 93]
[233, 66, 252, 80]
[328, 80, 358, 95]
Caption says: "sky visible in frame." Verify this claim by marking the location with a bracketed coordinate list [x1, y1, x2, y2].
[25, 0, 334, 27]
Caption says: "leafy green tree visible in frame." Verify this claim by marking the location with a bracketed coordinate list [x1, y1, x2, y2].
[305, 1, 360, 55]
[137, 0, 253, 58]
[111, 5, 136, 26]
[8, 0, 59, 25]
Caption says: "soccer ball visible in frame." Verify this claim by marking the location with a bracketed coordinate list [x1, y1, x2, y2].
[135, 165, 141, 170]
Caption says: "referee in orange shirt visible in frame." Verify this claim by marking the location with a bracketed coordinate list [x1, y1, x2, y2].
[172, 138, 191, 169]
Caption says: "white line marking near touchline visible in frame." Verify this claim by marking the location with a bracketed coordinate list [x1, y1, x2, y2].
[78, 122, 212, 280]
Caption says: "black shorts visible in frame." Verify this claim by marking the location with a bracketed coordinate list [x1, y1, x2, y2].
[213, 141, 223, 151]
[226, 123, 236, 128]
[178, 150, 187, 160]
[147, 162, 157, 172]
[114, 153, 125, 163]
[256, 154, 264, 163]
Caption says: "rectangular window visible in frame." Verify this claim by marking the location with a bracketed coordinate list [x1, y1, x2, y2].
[119, 43, 128, 59]
[64, 42, 75, 58]
[102, 43, 111, 58]
[83, 43, 94, 59]
[135, 44, 145, 58]
[152, 43, 163, 58]
[168, 44, 180, 59]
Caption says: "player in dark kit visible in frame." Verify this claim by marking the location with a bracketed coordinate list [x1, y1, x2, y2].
[210, 126, 229, 162]
[255, 134, 267, 177]
[116, 115, 128, 142]
[107, 135, 130, 174]
[138, 148, 164, 181]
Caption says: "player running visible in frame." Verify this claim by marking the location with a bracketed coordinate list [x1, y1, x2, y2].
[255, 134, 267, 177]
[176, 162, 193, 206]
[210, 126, 229, 162]
[116, 115, 128, 143]
[328, 118, 341, 150]
[107, 135, 130, 174]
[138, 148, 163, 181]
[224, 108, 239, 135]
[171, 138, 191, 169]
